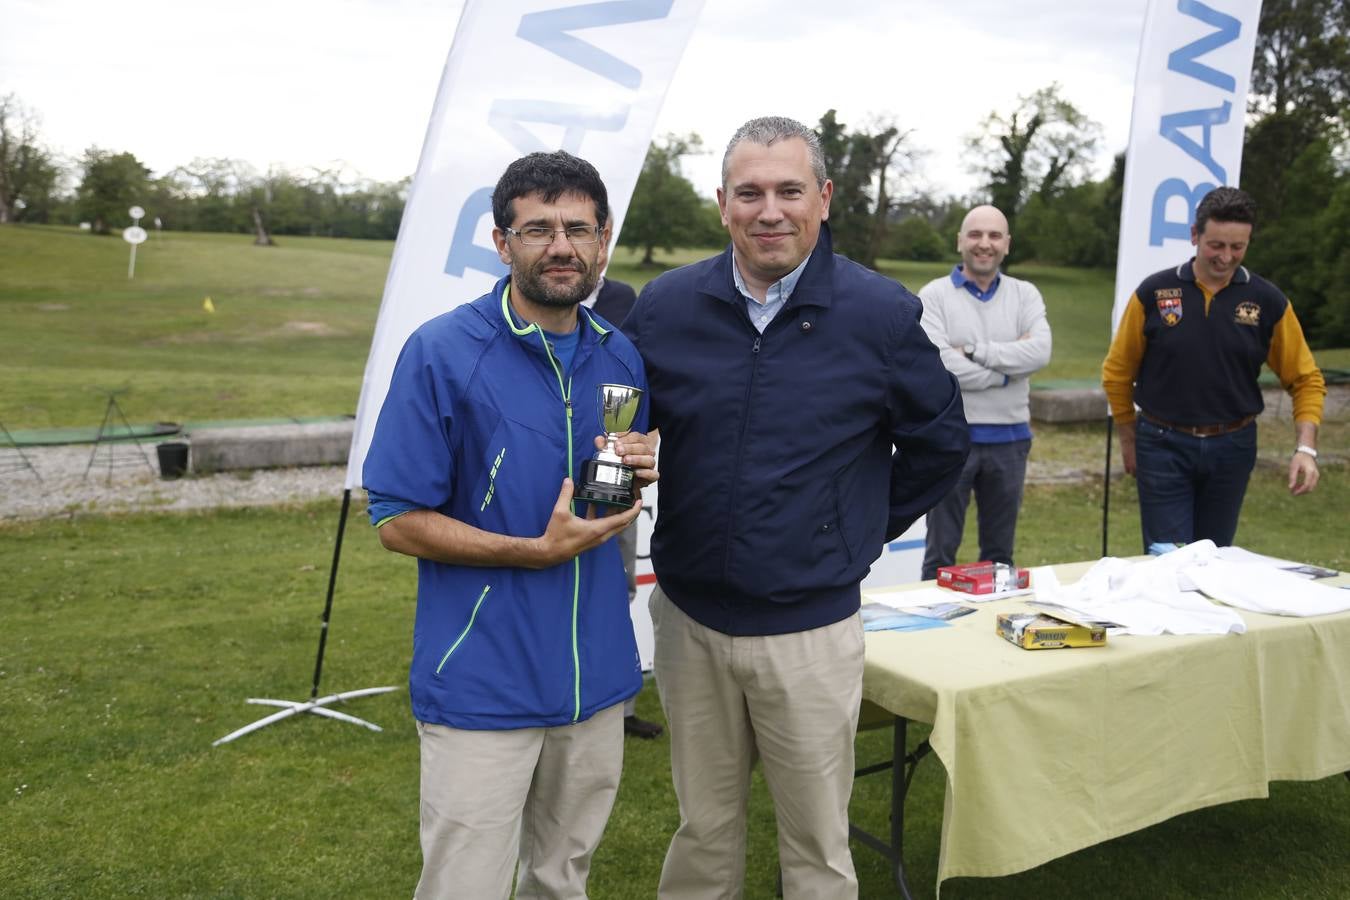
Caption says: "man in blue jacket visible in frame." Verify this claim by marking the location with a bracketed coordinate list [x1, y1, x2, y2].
[364, 151, 657, 900]
[623, 117, 969, 898]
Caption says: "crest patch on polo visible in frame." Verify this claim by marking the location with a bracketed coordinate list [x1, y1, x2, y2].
[1155, 289, 1183, 326]
[1234, 301, 1260, 326]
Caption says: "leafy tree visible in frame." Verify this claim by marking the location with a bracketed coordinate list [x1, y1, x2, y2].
[1013, 153, 1124, 269]
[162, 157, 254, 232]
[1250, 0, 1348, 125]
[0, 93, 61, 224]
[882, 215, 947, 262]
[1244, 139, 1349, 346]
[965, 83, 1102, 264]
[815, 110, 922, 268]
[76, 148, 152, 234]
[1239, 0, 1350, 345]
[1244, 0, 1349, 220]
[1311, 177, 1350, 344]
[620, 133, 713, 265]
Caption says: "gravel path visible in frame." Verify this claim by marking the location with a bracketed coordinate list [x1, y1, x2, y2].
[4, 383, 1343, 521]
[2, 441, 1105, 521]
[1, 443, 347, 521]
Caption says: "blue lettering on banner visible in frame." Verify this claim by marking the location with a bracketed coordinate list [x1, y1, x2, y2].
[518, 0, 676, 90]
[488, 100, 630, 155]
[1149, 178, 1218, 245]
[1166, 0, 1240, 91]
[1159, 102, 1231, 184]
[1147, 0, 1244, 246]
[444, 187, 507, 279]
[445, 0, 676, 278]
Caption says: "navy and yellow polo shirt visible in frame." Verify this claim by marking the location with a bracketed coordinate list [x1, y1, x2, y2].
[1102, 260, 1324, 428]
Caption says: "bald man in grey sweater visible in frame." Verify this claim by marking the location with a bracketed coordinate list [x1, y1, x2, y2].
[917, 205, 1052, 580]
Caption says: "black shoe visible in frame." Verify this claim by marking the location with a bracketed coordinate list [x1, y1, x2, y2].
[624, 715, 664, 739]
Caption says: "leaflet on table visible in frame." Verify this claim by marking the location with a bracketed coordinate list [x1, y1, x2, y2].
[1027, 601, 1124, 631]
[862, 587, 949, 608]
[864, 584, 1031, 608]
[901, 602, 977, 621]
[859, 603, 950, 633]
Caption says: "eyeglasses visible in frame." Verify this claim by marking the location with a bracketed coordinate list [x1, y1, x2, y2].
[503, 224, 602, 245]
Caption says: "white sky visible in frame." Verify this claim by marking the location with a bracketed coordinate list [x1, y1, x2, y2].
[0, 0, 1148, 199]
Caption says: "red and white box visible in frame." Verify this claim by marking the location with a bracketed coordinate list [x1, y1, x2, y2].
[936, 561, 1030, 595]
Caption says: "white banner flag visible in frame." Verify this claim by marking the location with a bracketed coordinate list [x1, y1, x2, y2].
[346, 0, 705, 488]
[1112, 0, 1263, 332]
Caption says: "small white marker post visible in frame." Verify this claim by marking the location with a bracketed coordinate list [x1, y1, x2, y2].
[124, 205, 147, 279]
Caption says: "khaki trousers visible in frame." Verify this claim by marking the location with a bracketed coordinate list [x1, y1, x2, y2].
[414, 703, 624, 900]
[650, 585, 863, 900]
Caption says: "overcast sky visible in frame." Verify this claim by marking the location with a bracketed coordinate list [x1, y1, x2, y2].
[1, 0, 1148, 199]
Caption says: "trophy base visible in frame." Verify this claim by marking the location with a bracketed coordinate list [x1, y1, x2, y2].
[575, 458, 636, 509]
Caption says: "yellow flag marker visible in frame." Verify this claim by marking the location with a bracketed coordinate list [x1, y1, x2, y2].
[203, 296, 215, 313]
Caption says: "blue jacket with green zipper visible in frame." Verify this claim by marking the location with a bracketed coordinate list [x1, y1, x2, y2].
[362, 277, 647, 730]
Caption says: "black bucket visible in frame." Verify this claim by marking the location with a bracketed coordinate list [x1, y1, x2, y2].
[156, 441, 190, 479]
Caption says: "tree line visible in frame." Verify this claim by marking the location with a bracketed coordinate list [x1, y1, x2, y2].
[0, 109, 408, 244]
[1, 1, 1345, 344]
[619, 1, 1349, 348]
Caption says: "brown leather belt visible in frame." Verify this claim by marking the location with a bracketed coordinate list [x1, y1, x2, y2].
[1139, 412, 1257, 438]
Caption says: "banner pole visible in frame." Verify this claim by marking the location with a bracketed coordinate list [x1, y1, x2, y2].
[1102, 417, 1114, 558]
[213, 488, 400, 747]
[312, 488, 352, 699]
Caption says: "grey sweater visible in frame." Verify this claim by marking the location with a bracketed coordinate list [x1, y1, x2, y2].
[917, 272, 1052, 426]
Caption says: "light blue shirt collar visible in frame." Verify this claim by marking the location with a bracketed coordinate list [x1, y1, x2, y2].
[732, 252, 810, 333]
[949, 264, 1001, 302]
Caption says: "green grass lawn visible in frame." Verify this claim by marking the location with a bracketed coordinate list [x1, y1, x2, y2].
[0, 226, 390, 430]
[2, 481, 1347, 899]
[3, 226, 1347, 429]
[3, 225, 1348, 897]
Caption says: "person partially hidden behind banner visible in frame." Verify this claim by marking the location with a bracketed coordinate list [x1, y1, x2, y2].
[362, 150, 658, 899]
[585, 272, 664, 740]
[918, 204, 1051, 580]
[1102, 186, 1325, 551]
[622, 116, 969, 899]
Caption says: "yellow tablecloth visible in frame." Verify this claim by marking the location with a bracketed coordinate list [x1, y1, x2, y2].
[861, 561, 1350, 891]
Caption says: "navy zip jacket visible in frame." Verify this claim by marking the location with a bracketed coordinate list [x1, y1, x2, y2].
[623, 226, 969, 636]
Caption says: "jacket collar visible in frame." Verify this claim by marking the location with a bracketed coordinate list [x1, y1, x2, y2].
[696, 223, 838, 311]
[1176, 258, 1251, 287]
[491, 277, 609, 363]
[494, 276, 610, 340]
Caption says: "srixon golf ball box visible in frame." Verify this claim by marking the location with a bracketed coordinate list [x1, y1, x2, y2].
[996, 611, 1108, 650]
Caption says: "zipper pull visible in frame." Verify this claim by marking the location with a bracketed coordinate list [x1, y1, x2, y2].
[752, 336, 761, 353]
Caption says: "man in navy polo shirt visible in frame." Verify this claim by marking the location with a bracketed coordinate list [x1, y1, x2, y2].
[1103, 186, 1325, 550]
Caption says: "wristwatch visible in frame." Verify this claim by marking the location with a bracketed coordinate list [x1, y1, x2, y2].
[1294, 444, 1318, 459]
[962, 343, 976, 361]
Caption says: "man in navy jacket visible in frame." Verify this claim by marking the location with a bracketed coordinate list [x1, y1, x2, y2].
[623, 117, 968, 898]
[364, 151, 657, 899]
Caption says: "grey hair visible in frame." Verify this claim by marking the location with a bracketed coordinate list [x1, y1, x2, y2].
[721, 116, 827, 188]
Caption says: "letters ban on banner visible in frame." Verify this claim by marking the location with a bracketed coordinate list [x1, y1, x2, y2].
[1112, 0, 1263, 333]
[345, 0, 707, 488]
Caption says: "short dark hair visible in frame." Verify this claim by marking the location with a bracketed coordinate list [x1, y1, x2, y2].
[491, 151, 609, 230]
[1194, 186, 1256, 234]
[722, 116, 828, 189]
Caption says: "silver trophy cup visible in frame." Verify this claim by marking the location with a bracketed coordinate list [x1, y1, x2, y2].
[575, 383, 643, 508]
